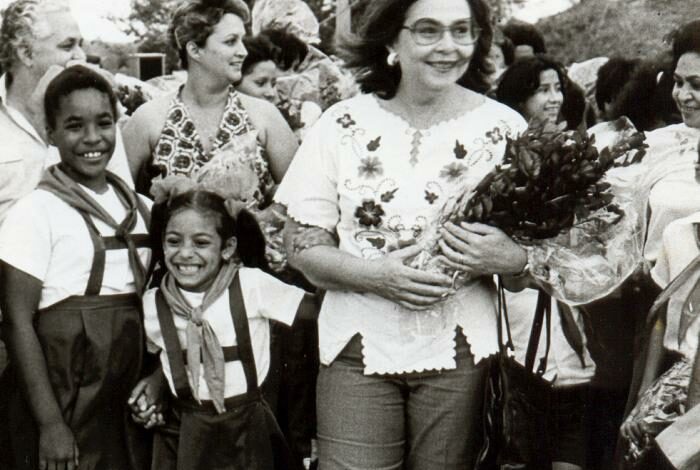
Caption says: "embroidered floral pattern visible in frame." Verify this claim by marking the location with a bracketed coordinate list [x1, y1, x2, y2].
[358, 156, 384, 179]
[380, 188, 398, 203]
[425, 191, 439, 204]
[355, 200, 385, 227]
[486, 127, 504, 144]
[337, 113, 356, 129]
[439, 162, 467, 181]
[367, 136, 381, 151]
[454, 140, 468, 159]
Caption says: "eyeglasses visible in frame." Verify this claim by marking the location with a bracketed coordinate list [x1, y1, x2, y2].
[401, 19, 481, 46]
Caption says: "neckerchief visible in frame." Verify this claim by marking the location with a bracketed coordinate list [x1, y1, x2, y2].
[37, 164, 148, 293]
[159, 261, 238, 413]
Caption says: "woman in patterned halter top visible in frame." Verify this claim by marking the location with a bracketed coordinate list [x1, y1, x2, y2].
[122, 0, 297, 209]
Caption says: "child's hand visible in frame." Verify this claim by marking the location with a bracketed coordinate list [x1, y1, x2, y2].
[128, 370, 166, 429]
[620, 418, 647, 446]
[39, 421, 79, 470]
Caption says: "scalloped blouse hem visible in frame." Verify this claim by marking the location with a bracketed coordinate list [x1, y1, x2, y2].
[320, 324, 498, 376]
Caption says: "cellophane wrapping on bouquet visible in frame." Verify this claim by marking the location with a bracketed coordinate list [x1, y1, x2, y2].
[150, 132, 288, 273]
[411, 118, 649, 305]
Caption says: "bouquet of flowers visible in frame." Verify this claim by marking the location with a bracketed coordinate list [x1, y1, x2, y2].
[413, 120, 649, 305]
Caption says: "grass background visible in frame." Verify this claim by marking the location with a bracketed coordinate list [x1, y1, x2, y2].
[537, 0, 700, 65]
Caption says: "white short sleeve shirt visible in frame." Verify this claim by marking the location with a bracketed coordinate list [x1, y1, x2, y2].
[143, 267, 305, 399]
[0, 187, 151, 309]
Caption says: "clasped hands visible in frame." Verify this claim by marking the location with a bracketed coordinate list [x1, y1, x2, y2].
[369, 222, 527, 311]
[128, 369, 167, 429]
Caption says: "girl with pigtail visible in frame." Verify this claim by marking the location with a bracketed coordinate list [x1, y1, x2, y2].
[130, 182, 307, 470]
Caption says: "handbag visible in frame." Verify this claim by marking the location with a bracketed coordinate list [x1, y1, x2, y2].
[476, 278, 554, 470]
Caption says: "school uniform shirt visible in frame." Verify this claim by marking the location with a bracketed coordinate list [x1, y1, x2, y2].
[143, 267, 305, 400]
[0, 185, 151, 309]
[651, 211, 700, 358]
[0, 74, 135, 226]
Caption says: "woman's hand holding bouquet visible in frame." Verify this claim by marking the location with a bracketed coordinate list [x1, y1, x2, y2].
[413, 120, 648, 305]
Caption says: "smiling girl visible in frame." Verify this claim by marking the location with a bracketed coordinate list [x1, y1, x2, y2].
[138, 188, 305, 469]
[496, 55, 578, 129]
[0, 65, 150, 470]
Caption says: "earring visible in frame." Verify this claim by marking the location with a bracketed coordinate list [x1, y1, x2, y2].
[387, 51, 399, 67]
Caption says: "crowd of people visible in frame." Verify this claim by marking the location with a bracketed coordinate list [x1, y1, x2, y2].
[0, 0, 700, 469]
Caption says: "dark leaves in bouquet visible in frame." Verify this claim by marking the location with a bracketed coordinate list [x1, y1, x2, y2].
[462, 124, 645, 242]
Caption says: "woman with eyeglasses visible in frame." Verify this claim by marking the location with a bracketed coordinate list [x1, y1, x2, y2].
[275, 0, 527, 468]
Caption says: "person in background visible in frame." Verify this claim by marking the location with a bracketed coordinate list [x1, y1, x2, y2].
[277, 0, 528, 467]
[260, 28, 310, 72]
[567, 56, 609, 123]
[238, 35, 281, 104]
[495, 53, 595, 470]
[238, 32, 322, 141]
[595, 57, 642, 122]
[624, 14, 700, 424]
[487, 35, 514, 86]
[0, 0, 134, 227]
[496, 55, 585, 130]
[123, 0, 297, 202]
[502, 18, 547, 61]
[598, 56, 681, 132]
[252, 0, 356, 111]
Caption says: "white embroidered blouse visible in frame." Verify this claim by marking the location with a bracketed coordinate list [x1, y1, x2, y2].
[276, 93, 527, 374]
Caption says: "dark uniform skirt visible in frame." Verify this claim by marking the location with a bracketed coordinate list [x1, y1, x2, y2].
[151, 275, 299, 470]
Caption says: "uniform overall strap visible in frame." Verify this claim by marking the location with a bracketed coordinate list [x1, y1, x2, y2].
[135, 195, 151, 228]
[77, 211, 150, 294]
[78, 211, 107, 296]
[155, 289, 193, 400]
[127, 198, 152, 250]
[228, 272, 259, 394]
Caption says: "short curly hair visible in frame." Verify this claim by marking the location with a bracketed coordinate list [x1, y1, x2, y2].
[168, 0, 250, 70]
[0, 0, 69, 80]
[336, 0, 493, 98]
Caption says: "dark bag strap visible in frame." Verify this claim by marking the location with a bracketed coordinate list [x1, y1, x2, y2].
[496, 277, 551, 376]
[496, 275, 514, 355]
[525, 290, 551, 376]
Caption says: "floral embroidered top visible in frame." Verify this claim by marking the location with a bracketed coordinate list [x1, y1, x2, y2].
[275, 93, 527, 374]
[151, 86, 275, 205]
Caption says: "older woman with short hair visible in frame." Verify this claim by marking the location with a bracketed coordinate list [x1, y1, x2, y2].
[0, 0, 86, 224]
